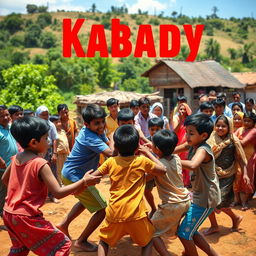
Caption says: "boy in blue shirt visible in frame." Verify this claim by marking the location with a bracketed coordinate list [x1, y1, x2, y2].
[175, 113, 221, 256]
[57, 104, 114, 252]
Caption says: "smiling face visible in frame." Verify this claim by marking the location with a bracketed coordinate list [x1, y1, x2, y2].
[185, 125, 207, 147]
[233, 114, 243, 128]
[178, 104, 187, 117]
[215, 119, 229, 138]
[214, 105, 225, 116]
[108, 104, 119, 117]
[152, 106, 162, 117]
[85, 117, 106, 135]
[11, 111, 23, 122]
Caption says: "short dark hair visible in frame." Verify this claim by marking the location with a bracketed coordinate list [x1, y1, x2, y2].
[198, 94, 207, 100]
[130, 99, 139, 108]
[118, 108, 134, 122]
[232, 91, 241, 96]
[208, 90, 216, 96]
[114, 125, 139, 156]
[49, 115, 60, 122]
[0, 105, 7, 111]
[177, 96, 187, 102]
[11, 116, 50, 148]
[8, 105, 23, 115]
[152, 130, 178, 156]
[23, 109, 35, 116]
[138, 97, 150, 106]
[184, 113, 213, 139]
[57, 104, 68, 113]
[244, 111, 256, 124]
[217, 92, 227, 99]
[106, 98, 119, 107]
[199, 102, 214, 111]
[82, 104, 106, 123]
[231, 102, 243, 111]
[245, 98, 255, 105]
[148, 117, 164, 129]
[213, 98, 226, 107]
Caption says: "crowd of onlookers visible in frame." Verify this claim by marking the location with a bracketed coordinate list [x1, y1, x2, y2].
[0, 90, 255, 256]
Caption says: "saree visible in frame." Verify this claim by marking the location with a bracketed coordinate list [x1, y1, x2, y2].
[173, 103, 192, 187]
[234, 127, 256, 194]
[207, 116, 247, 208]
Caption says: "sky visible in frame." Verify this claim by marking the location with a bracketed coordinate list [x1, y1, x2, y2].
[0, 0, 256, 18]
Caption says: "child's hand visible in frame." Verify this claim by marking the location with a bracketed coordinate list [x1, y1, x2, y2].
[83, 169, 102, 187]
[243, 174, 250, 186]
[143, 142, 153, 149]
[138, 145, 151, 156]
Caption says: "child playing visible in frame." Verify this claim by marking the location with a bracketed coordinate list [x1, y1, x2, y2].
[92, 125, 166, 256]
[57, 104, 114, 252]
[145, 117, 164, 218]
[2, 116, 101, 255]
[49, 115, 70, 185]
[150, 130, 191, 256]
[203, 115, 249, 236]
[175, 113, 221, 256]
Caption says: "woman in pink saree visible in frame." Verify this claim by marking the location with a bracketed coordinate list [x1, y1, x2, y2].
[234, 112, 256, 210]
[172, 103, 192, 187]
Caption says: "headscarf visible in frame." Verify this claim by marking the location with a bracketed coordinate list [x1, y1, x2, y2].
[35, 106, 49, 118]
[233, 111, 244, 120]
[207, 115, 247, 178]
[150, 102, 164, 118]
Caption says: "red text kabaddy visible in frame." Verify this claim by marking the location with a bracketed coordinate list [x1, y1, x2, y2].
[63, 19, 204, 61]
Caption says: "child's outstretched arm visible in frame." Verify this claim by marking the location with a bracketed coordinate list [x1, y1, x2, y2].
[40, 165, 102, 199]
[181, 148, 212, 171]
[173, 142, 189, 154]
[139, 145, 166, 176]
[103, 132, 116, 157]
[2, 164, 11, 186]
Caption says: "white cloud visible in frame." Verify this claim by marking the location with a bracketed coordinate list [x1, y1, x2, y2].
[49, 3, 86, 12]
[128, 0, 167, 14]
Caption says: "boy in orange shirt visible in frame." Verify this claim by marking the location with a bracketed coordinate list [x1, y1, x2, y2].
[92, 125, 166, 255]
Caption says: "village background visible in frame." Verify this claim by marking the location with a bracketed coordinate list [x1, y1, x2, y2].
[0, 0, 256, 255]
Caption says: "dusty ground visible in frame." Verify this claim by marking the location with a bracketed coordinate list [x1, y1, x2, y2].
[1, 177, 256, 256]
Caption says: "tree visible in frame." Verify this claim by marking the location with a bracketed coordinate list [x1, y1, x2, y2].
[2, 13, 23, 34]
[171, 11, 178, 18]
[241, 43, 254, 64]
[1, 64, 63, 113]
[37, 13, 52, 28]
[24, 24, 42, 47]
[211, 6, 219, 18]
[38, 5, 48, 13]
[26, 4, 38, 14]
[10, 51, 29, 65]
[205, 38, 221, 61]
[40, 32, 57, 48]
[227, 48, 238, 60]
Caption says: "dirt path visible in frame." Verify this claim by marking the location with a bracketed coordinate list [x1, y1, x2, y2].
[1, 177, 256, 255]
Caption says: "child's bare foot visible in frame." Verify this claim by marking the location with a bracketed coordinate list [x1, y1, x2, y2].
[56, 224, 71, 239]
[241, 203, 249, 211]
[231, 216, 243, 231]
[74, 240, 98, 252]
[202, 226, 219, 236]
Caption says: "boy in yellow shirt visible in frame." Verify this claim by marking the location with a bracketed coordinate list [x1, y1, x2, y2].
[92, 125, 166, 255]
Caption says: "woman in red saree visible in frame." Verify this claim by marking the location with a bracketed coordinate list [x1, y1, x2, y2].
[172, 103, 192, 187]
[234, 112, 256, 210]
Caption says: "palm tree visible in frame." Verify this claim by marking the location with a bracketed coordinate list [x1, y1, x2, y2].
[205, 38, 221, 61]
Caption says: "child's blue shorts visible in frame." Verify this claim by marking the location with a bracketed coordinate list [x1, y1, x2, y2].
[177, 203, 213, 240]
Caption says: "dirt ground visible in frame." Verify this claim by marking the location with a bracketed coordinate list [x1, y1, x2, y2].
[1, 177, 256, 256]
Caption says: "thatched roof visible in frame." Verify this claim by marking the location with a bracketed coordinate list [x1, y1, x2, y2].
[142, 60, 245, 89]
[74, 90, 163, 108]
[232, 72, 256, 86]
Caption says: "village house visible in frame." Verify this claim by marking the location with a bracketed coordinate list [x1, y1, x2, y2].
[232, 72, 256, 99]
[141, 59, 245, 114]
